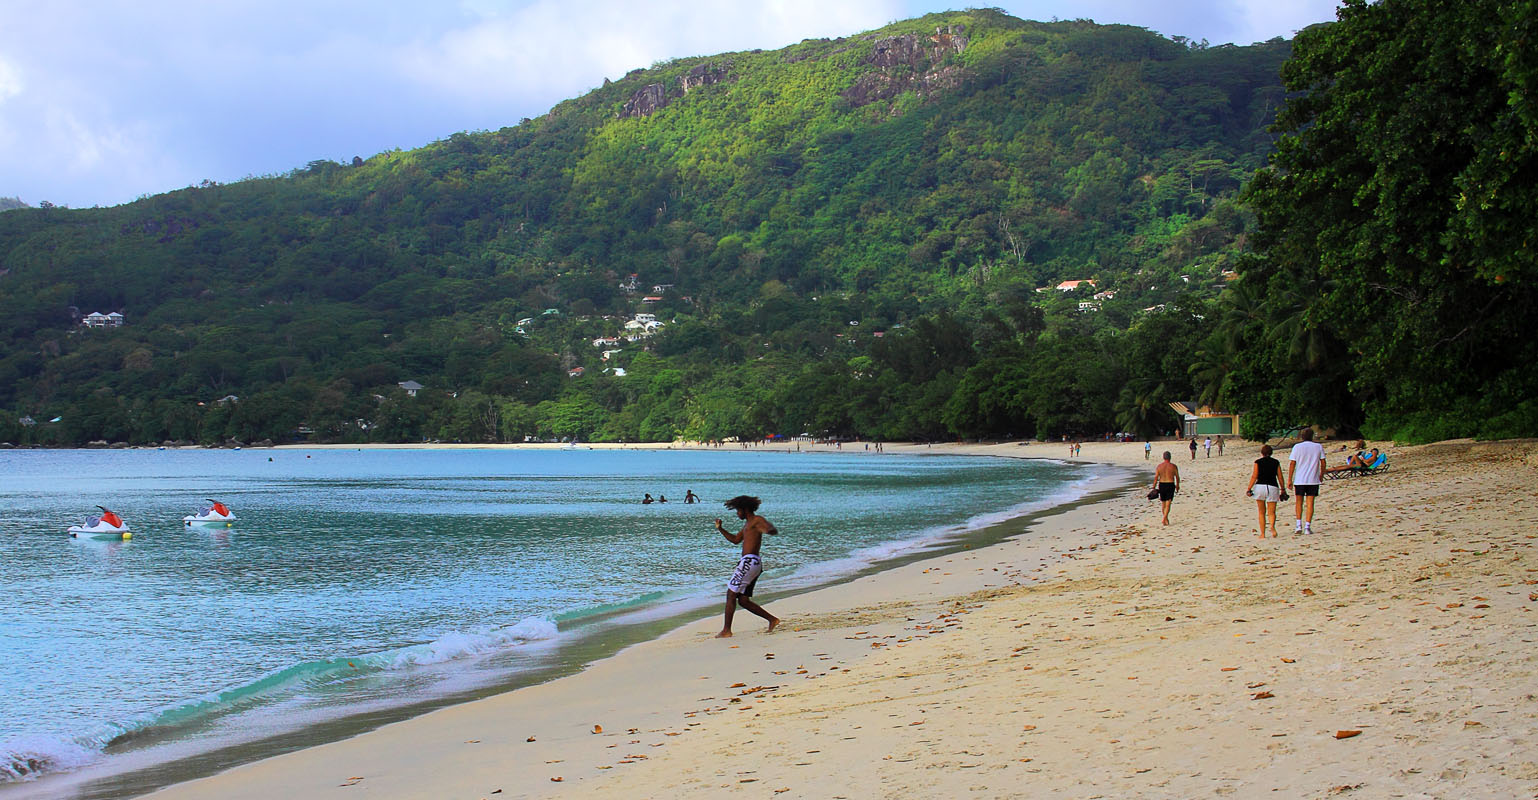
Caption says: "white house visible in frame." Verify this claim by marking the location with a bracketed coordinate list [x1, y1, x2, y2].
[81, 311, 124, 328]
[634, 313, 656, 324]
[398, 380, 423, 397]
[601, 349, 623, 361]
[592, 336, 621, 348]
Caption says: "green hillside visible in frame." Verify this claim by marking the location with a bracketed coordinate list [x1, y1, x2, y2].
[0, 11, 1292, 445]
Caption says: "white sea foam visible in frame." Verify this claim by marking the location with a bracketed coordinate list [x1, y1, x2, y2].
[0, 733, 101, 782]
[372, 617, 559, 669]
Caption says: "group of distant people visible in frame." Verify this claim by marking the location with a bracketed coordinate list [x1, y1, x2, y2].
[642, 490, 700, 505]
[1185, 435, 1226, 459]
[1152, 429, 1384, 538]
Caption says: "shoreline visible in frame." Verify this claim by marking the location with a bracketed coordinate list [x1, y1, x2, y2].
[5, 443, 1126, 800]
[127, 441, 1145, 800]
[22, 438, 1538, 798]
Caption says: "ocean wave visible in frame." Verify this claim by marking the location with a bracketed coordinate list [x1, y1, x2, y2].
[0, 617, 558, 783]
[0, 733, 101, 782]
[368, 617, 559, 669]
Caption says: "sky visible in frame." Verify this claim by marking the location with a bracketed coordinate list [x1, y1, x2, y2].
[0, 1, 1342, 209]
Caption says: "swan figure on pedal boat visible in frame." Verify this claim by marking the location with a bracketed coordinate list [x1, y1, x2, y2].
[184, 499, 236, 526]
[68, 506, 131, 539]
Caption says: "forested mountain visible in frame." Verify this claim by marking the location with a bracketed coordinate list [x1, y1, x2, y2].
[1, 10, 1295, 445]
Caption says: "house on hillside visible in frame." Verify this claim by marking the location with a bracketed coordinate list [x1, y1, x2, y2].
[1168, 401, 1241, 437]
[641, 295, 663, 304]
[651, 284, 673, 294]
[1055, 279, 1097, 292]
[398, 380, 423, 397]
[592, 336, 621, 348]
[567, 367, 585, 378]
[81, 311, 124, 328]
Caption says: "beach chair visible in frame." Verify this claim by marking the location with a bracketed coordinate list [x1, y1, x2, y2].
[1324, 452, 1389, 480]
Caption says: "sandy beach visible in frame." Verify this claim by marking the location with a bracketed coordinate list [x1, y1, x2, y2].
[139, 437, 1538, 799]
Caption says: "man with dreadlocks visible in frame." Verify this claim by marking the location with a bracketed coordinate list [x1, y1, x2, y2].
[713, 495, 781, 638]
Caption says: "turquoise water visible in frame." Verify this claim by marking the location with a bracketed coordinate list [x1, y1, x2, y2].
[0, 447, 1099, 796]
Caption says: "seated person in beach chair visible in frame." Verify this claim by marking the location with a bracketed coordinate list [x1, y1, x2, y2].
[1326, 447, 1373, 473]
[1325, 448, 1388, 478]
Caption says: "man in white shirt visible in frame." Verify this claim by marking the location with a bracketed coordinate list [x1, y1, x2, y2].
[1287, 428, 1327, 533]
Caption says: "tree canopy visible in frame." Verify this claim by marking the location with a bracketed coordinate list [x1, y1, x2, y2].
[1233, 0, 1538, 442]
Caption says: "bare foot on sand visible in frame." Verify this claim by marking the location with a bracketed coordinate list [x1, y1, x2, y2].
[766, 618, 780, 634]
[715, 630, 733, 638]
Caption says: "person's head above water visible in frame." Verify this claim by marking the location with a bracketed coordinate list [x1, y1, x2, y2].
[723, 495, 761, 516]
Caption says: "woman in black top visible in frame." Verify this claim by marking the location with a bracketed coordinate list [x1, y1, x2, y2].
[1245, 444, 1287, 539]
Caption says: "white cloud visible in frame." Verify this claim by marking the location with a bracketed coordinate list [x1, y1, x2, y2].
[0, 56, 21, 103]
[397, 0, 902, 104]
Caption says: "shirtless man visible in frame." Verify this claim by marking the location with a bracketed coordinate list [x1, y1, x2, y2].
[714, 495, 781, 638]
[1153, 451, 1180, 526]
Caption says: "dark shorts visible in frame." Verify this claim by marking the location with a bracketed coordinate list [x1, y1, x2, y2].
[1158, 482, 1176, 502]
[1294, 484, 1319, 497]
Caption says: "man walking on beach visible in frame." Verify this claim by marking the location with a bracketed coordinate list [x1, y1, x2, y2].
[1287, 429, 1326, 534]
[1153, 451, 1180, 526]
[714, 495, 781, 637]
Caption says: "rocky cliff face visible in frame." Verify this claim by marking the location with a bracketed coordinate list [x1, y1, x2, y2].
[620, 61, 736, 118]
[621, 83, 670, 118]
[842, 25, 969, 111]
[680, 61, 732, 93]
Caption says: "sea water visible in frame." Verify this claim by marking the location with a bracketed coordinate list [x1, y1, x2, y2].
[0, 447, 1106, 798]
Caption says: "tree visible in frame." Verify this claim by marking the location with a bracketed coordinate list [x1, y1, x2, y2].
[1241, 0, 1538, 441]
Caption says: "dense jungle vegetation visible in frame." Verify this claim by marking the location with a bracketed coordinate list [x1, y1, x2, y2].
[0, 2, 1531, 446]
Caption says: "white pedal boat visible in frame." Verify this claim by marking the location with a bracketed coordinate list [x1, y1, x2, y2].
[69, 506, 132, 539]
[184, 500, 236, 527]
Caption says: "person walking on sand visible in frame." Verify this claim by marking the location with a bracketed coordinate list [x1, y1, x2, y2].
[1153, 451, 1180, 526]
[1204, 436, 1213, 458]
[1144, 440, 1152, 460]
[1217, 435, 1225, 456]
[1245, 444, 1287, 539]
[714, 495, 781, 638]
[1189, 437, 1198, 461]
[1287, 429, 1326, 534]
